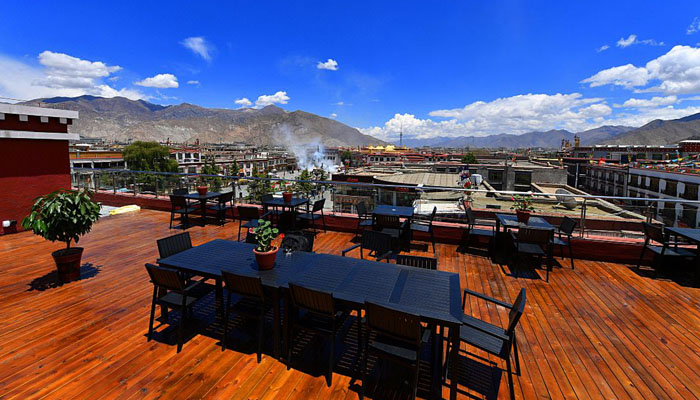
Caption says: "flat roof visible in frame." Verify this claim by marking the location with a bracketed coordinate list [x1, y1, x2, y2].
[0, 104, 79, 119]
[374, 172, 460, 187]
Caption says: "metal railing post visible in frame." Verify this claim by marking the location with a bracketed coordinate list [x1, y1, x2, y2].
[580, 198, 587, 238]
[155, 175, 159, 198]
[112, 173, 116, 194]
[133, 173, 137, 196]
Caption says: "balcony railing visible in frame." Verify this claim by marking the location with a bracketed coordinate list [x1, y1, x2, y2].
[70, 167, 700, 237]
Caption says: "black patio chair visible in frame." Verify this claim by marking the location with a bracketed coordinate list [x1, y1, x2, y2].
[156, 232, 192, 260]
[511, 227, 553, 281]
[444, 288, 526, 400]
[297, 198, 327, 232]
[637, 222, 694, 271]
[462, 207, 495, 251]
[209, 191, 235, 225]
[396, 254, 437, 270]
[221, 270, 268, 362]
[342, 230, 393, 262]
[356, 201, 374, 236]
[173, 188, 196, 206]
[375, 214, 409, 250]
[237, 206, 262, 241]
[552, 217, 577, 269]
[287, 283, 351, 387]
[261, 194, 281, 224]
[361, 301, 430, 400]
[145, 263, 214, 353]
[280, 231, 316, 252]
[410, 206, 437, 253]
[169, 195, 197, 229]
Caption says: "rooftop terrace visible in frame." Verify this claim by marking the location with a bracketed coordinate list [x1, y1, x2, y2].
[1, 209, 699, 399]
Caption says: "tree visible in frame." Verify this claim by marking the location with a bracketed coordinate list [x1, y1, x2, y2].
[340, 150, 353, 164]
[295, 169, 315, 197]
[461, 152, 478, 164]
[123, 141, 178, 172]
[246, 165, 273, 203]
[200, 157, 223, 191]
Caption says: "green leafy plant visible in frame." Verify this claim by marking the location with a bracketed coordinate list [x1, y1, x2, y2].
[251, 219, 280, 252]
[279, 180, 292, 193]
[510, 195, 536, 212]
[21, 189, 101, 250]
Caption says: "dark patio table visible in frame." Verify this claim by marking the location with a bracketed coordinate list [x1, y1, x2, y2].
[663, 227, 700, 284]
[372, 204, 415, 219]
[495, 213, 555, 272]
[263, 197, 309, 229]
[158, 239, 463, 400]
[184, 191, 222, 222]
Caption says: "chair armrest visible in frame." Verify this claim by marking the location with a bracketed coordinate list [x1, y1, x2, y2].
[341, 244, 361, 256]
[462, 319, 510, 341]
[463, 288, 513, 309]
[376, 250, 393, 262]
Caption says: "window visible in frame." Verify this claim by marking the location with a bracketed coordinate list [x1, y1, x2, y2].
[684, 183, 699, 200]
[514, 171, 531, 187]
[663, 180, 677, 196]
[649, 177, 660, 192]
[681, 204, 698, 228]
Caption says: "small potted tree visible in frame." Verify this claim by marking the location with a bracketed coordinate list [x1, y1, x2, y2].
[22, 189, 101, 282]
[511, 195, 536, 224]
[196, 176, 208, 196]
[281, 180, 293, 203]
[251, 219, 283, 270]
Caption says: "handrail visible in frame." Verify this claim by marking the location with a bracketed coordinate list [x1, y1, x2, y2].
[69, 167, 700, 205]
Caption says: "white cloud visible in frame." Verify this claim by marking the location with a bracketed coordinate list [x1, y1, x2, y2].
[688, 17, 700, 35]
[0, 51, 145, 101]
[583, 45, 700, 94]
[615, 96, 678, 108]
[335, 101, 344, 106]
[234, 97, 252, 107]
[317, 59, 339, 71]
[597, 45, 610, 52]
[616, 34, 664, 48]
[255, 91, 289, 107]
[186, 80, 200, 85]
[135, 73, 179, 88]
[330, 113, 338, 118]
[181, 36, 214, 61]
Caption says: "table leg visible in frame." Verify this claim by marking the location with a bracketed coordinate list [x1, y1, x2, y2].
[273, 289, 281, 358]
[200, 199, 207, 223]
[215, 278, 223, 322]
[449, 325, 459, 400]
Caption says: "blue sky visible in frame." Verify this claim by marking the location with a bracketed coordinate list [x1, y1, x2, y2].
[2, 1, 700, 142]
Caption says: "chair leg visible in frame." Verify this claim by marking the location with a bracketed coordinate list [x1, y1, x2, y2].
[177, 310, 185, 353]
[169, 211, 174, 229]
[412, 358, 420, 400]
[327, 333, 334, 387]
[513, 336, 521, 375]
[505, 355, 515, 400]
[360, 330, 367, 400]
[222, 291, 231, 351]
[286, 326, 294, 370]
[238, 223, 242, 242]
[568, 241, 575, 269]
[322, 212, 327, 231]
[637, 246, 646, 270]
[257, 314, 264, 363]
[148, 287, 157, 341]
[430, 230, 436, 254]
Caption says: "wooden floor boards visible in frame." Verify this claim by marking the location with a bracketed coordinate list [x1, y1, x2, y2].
[0, 209, 698, 399]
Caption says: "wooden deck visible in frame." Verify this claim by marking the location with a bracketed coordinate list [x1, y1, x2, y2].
[0, 209, 699, 400]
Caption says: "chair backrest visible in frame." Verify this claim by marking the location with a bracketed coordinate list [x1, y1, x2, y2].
[145, 263, 185, 292]
[281, 231, 315, 252]
[245, 231, 259, 245]
[428, 206, 437, 224]
[221, 270, 264, 300]
[642, 222, 666, 244]
[517, 227, 552, 246]
[170, 195, 188, 208]
[506, 289, 527, 336]
[396, 255, 437, 270]
[289, 283, 334, 316]
[157, 232, 192, 259]
[237, 206, 260, 221]
[311, 198, 325, 213]
[362, 230, 393, 255]
[559, 217, 577, 236]
[376, 214, 401, 229]
[218, 191, 234, 204]
[357, 201, 368, 218]
[173, 188, 189, 196]
[365, 301, 422, 346]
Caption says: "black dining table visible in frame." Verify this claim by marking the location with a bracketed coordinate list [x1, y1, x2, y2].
[184, 191, 222, 221]
[263, 197, 309, 229]
[158, 239, 463, 400]
[663, 226, 700, 284]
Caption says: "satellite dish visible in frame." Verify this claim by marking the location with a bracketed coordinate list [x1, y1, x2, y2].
[555, 189, 577, 210]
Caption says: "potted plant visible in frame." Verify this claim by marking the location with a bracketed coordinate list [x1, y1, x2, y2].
[281, 180, 293, 203]
[196, 176, 208, 196]
[21, 189, 101, 282]
[511, 195, 536, 224]
[251, 219, 283, 270]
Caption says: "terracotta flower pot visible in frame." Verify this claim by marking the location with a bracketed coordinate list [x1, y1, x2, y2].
[282, 192, 293, 203]
[196, 186, 208, 196]
[516, 210, 531, 224]
[253, 246, 278, 270]
[52, 247, 84, 282]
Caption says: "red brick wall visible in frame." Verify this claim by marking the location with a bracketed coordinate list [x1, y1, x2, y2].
[0, 113, 71, 133]
[0, 139, 71, 234]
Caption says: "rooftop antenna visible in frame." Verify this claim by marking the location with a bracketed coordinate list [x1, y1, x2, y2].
[399, 121, 403, 148]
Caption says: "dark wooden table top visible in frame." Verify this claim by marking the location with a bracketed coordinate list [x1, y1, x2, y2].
[373, 205, 415, 218]
[184, 191, 223, 201]
[496, 213, 554, 230]
[263, 197, 309, 208]
[158, 239, 462, 325]
[665, 226, 700, 244]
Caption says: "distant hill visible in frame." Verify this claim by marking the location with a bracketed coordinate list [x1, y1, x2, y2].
[600, 112, 700, 145]
[402, 125, 634, 149]
[20, 95, 384, 147]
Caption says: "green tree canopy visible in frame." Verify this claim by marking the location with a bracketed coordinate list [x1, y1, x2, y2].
[461, 152, 478, 164]
[123, 141, 178, 172]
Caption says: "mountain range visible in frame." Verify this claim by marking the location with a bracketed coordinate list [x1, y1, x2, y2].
[19, 95, 383, 147]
